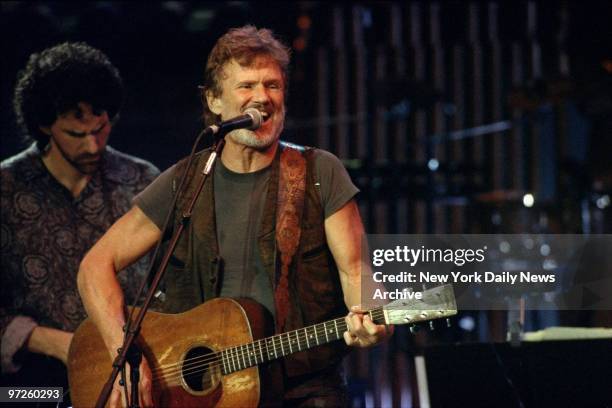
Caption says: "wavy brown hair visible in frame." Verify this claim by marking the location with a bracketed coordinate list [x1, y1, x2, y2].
[201, 25, 290, 125]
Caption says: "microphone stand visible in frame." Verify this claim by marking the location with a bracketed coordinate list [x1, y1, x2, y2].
[127, 342, 142, 408]
[94, 130, 226, 408]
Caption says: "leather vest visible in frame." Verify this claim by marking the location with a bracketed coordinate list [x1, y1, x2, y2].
[154, 143, 349, 376]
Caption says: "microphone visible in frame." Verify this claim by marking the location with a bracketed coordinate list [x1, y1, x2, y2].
[207, 108, 263, 136]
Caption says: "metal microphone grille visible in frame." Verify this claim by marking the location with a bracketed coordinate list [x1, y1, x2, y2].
[243, 108, 263, 130]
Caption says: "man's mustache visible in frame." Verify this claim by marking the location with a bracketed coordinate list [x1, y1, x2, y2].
[76, 153, 102, 163]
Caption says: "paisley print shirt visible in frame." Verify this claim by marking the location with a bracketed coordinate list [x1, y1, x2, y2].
[0, 143, 159, 373]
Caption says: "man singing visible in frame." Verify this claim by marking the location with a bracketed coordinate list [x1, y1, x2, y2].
[78, 26, 391, 407]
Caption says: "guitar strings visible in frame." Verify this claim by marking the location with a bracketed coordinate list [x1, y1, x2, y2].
[152, 308, 387, 381]
[150, 308, 385, 376]
[154, 309, 389, 389]
[151, 309, 387, 384]
[149, 311, 374, 377]
[151, 318, 351, 382]
[152, 319, 351, 385]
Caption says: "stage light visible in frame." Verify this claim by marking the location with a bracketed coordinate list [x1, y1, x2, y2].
[499, 241, 511, 253]
[458, 316, 475, 331]
[297, 15, 311, 30]
[596, 195, 610, 209]
[427, 158, 439, 171]
[523, 193, 535, 207]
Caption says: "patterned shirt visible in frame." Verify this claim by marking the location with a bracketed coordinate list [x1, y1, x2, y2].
[0, 143, 159, 373]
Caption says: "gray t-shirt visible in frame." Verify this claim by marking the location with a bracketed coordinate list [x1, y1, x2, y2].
[134, 148, 358, 315]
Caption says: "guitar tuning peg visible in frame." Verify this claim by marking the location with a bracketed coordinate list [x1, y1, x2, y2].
[410, 325, 420, 334]
[429, 321, 435, 331]
[446, 318, 451, 328]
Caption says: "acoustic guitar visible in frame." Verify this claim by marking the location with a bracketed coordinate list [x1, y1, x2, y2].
[68, 285, 456, 407]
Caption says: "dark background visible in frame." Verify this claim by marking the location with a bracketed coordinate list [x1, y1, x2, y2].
[2, 2, 611, 406]
[2, 1, 611, 234]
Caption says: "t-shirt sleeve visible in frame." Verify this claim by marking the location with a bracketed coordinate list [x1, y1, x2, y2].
[312, 149, 360, 218]
[132, 164, 177, 230]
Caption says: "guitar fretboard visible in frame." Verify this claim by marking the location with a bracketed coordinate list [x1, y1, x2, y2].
[217, 307, 385, 375]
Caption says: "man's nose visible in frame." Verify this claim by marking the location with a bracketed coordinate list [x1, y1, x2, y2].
[251, 85, 271, 104]
[84, 134, 101, 154]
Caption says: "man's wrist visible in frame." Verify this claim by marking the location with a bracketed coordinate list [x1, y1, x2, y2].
[26, 326, 73, 363]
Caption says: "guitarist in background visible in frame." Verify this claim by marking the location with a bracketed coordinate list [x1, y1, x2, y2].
[78, 25, 392, 407]
[0, 43, 159, 400]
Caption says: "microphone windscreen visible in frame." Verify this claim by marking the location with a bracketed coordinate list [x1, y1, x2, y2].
[243, 108, 263, 130]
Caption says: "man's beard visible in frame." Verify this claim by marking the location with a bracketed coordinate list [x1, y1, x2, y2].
[227, 109, 284, 150]
[54, 140, 104, 175]
[66, 154, 103, 175]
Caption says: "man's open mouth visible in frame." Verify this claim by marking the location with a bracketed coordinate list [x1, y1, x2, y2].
[260, 110, 271, 123]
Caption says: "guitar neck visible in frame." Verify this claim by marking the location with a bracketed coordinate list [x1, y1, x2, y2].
[218, 307, 385, 375]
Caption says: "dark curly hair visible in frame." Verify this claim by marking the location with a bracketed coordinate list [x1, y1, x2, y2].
[202, 25, 291, 125]
[13, 42, 124, 149]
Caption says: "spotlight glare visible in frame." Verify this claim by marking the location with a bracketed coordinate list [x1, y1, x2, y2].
[428, 158, 439, 171]
[596, 195, 610, 209]
[458, 316, 475, 331]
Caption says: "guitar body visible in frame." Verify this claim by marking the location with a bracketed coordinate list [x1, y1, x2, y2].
[68, 298, 277, 408]
[68, 285, 458, 407]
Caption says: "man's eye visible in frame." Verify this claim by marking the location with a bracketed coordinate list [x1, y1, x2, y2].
[92, 123, 107, 134]
[239, 84, 253, 89]
[67, 131, 86, 138]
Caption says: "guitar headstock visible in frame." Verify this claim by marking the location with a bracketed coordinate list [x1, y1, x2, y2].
[382, 284, 457, 325]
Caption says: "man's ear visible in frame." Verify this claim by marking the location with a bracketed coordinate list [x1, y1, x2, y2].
[206, 91, 223, 116]
[39, 126, 52, 136]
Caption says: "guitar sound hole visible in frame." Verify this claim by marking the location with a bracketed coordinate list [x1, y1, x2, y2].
[182, 346, 219, 393]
